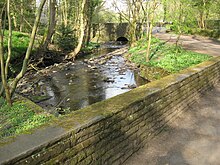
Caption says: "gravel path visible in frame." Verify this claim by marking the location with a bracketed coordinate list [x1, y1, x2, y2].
[124, 34, 220, 165]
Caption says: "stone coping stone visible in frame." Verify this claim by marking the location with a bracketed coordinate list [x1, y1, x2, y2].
[0, 57, 220, 164]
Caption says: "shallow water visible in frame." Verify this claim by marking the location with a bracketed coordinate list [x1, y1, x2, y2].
[38, 43, 147, 113]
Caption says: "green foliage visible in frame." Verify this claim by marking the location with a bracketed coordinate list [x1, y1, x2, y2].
[82, 42, 100, 52]
[3, 30, 30, 61]
[0, 98, 52, 139]
[196, 29, 220, 38]
[55, 24, 78, 51]
[128, 37, 211, 73]
[148, 47, 211, 73]
[128, 37, 165, 65]
[2, 30, 31, 76]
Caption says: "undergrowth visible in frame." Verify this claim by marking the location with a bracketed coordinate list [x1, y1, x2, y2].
[128, 37, 211, 73]
[0, 97, 52, 140]
[3, 30, 30, 61]
[3, 30, 31, 75]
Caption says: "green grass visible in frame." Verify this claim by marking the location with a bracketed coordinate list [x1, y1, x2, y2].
[3, 30, 30, 61]
[128, 37, 211, 73]
[2, 30, 32, 75]
[0, 97, 52, 140]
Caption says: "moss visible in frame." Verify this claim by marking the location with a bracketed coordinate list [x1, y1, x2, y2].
[140, 65, 170, 81]
[0, 95, 53, 141]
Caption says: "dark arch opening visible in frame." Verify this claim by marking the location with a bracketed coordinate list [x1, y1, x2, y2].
[116, 37, 129, 45]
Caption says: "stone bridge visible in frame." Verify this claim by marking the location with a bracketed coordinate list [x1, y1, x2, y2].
[91, 22, 168, 43]
[91, 23, 130, 42]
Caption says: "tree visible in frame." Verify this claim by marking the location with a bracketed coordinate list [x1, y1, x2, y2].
[145, 0, 160, 62]
[0, 3, 11, 105]
[84, 0, 104, 45]
[192, 0, 214, 29]
[67, 0, 86, 60]
[0, 0, 47, 105]
[41, 0, 57, 51]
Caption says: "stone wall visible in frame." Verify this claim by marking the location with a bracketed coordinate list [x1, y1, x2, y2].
[1, 57, 220, 165]
[91, 23, 129, 42]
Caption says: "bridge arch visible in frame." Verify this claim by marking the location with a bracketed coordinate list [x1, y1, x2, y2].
[116, 37, 129, 44]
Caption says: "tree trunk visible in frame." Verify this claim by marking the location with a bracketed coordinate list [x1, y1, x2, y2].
[5, 0, 12, 79]
[0, 19, 11, 105]
[163, 0, 167, 22]
[146, 21, 153, 62]
[146, 0, 157, 62]
[10, 0, 47, 96]
[68, 0, 86, 60]
[200, 12, 205, 29]
[11, 10, 18, 30]
[20, 0, 24, 32]
[41, 0, 56, 51]
[85, 0, 93, 46]
[61, 0, 68, 27]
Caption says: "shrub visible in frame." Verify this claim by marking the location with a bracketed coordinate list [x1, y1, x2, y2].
[55, 24, 78, 51]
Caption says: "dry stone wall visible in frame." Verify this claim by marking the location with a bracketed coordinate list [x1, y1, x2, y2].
[1, 57, 220, 165]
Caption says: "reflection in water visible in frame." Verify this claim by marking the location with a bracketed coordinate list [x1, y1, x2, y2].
[39, 46, 147, 112]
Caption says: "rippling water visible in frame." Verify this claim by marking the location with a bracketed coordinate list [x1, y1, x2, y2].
[38, 43, 147, 113]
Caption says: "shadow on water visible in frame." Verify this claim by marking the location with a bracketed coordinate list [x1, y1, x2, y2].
[38, 42, 147, 113]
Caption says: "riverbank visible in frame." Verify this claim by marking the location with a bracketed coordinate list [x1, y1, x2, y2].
[126, 36, 212, 81]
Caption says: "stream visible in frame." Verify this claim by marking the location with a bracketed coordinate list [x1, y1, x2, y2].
[22, 42, 148, 114]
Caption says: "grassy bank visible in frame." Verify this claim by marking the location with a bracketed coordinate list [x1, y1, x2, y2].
[0, 97, 52, 140]
[128, 37, 211, 75]
[3, 31, 31, 75]
[3, 31, 30, 60]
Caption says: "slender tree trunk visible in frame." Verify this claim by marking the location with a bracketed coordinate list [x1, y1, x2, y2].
[68, 0, 86, 60]
[146, 20, 153, 62]
[145, 2, 150, 40]
[146, 0, 157, 62]
[176, 3, 183, 47]
[11, 10, 18, 30]
[61, 0, 68, 27]
[200, 12, 205, 29]
[20, 0, 24, 32]
[10, 0, 47, 96]
[5, 0, 12, 79]
[11, 2, 33, 30]
[163, 0, 167, 22]
[0, 19, 11, 105]
[86, 22, 92, 45]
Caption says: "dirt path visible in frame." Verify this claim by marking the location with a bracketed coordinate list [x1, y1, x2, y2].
[154, 33, 220, 57]
[125, 83, 220, 165]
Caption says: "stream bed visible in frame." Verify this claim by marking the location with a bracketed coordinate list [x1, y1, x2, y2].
[19, 43, 148, 114]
